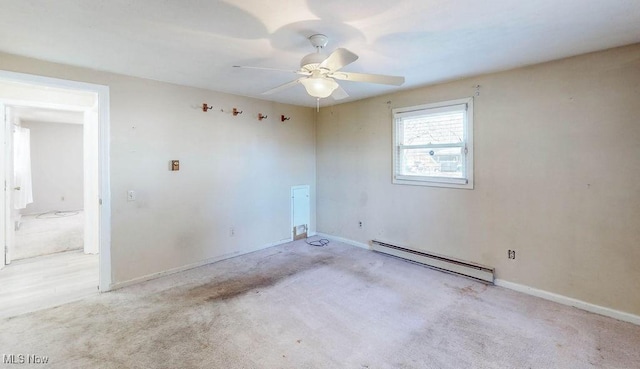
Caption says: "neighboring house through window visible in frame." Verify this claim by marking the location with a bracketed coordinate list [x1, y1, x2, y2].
[392, 97, 473, 189]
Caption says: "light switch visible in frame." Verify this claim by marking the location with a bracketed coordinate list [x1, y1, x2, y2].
[127, 190, 136, 201]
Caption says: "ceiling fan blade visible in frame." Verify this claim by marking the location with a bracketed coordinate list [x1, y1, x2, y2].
[331, 85, 349, 100]
[331, 71, 405, 86]
[262, 78, 304, 95]
[233, 65, 310, 75]
[319, 48, 358, 72]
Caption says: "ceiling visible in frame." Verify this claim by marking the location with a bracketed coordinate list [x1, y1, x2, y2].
[11, 106, 85, 125]
[0, 1, 639, 108]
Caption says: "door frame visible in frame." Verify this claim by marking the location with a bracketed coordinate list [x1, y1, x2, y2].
[0, 70, 112, 291]
[0, 102, 5, 270]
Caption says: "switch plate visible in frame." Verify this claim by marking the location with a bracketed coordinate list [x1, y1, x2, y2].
[127, 190, 136, 201]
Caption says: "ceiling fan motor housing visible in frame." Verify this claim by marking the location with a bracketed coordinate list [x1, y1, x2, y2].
[300, 52, 328, 71]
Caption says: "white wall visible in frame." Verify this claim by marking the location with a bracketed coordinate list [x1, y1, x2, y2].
[21, 120, 83, 214]
[316, 44, 640, 316]
[3, 44, 637, 318]
[0, 52, 317, 285]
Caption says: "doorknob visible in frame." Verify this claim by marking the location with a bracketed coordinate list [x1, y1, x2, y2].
[13, 186, 20, 190]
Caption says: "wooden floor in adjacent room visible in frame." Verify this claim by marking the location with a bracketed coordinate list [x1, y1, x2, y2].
[0, 250, 98, 319]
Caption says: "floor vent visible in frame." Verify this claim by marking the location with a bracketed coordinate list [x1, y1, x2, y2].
[371, 240, 494, 284]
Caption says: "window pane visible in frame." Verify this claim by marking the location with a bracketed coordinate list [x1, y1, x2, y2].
[401, 111, 464, 146]
[399, 146, 464, 178]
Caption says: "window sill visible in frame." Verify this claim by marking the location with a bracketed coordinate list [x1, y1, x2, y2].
[393, 176, 474, 189]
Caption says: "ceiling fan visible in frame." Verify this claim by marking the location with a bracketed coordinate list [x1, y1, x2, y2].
[233, 34, 405, 102]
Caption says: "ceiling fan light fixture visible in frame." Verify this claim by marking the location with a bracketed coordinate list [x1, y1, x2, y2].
[300, 77, 338, 98]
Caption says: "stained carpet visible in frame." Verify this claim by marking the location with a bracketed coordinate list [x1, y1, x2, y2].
[1, 240, 638, 368]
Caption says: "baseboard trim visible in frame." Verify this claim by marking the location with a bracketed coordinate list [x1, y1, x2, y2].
[315, 234, 639, 326]
[495, 279, 640, 326]
[109, 233, 639, 326]
[110, 238, 292, 291]
[315, 233, 370, 250]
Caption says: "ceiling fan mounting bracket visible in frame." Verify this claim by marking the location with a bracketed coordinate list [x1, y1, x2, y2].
[308, 34, 329, 49]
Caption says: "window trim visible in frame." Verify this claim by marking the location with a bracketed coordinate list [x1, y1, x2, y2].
[392, 97, 474, 189]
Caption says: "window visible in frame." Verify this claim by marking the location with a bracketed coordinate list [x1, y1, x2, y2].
[392, 98, 473, 189]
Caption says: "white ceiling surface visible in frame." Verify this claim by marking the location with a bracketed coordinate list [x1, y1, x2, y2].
[0, 1, 639, 108]
[12, 106, 85, 125]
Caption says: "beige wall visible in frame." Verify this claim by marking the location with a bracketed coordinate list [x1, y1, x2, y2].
[317, 44, 640, 315]
[21, 121, 84, 214]
[0, 52, 317, 285]
[2, 43, 638, 316]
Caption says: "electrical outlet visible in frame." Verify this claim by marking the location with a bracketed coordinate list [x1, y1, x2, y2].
[508, 250, 516, 259]
[359, 221, 363, 228]
[229, 227, 235, 237]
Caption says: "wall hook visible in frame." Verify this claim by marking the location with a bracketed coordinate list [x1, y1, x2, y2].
[233, 108, 243, 116]
[258, 113, 268, 121]
[281, 115, 291, 122]
[202, 103, 214, 112]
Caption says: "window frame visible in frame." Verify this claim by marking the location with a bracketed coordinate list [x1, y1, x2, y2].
[392, 97, 474, 189]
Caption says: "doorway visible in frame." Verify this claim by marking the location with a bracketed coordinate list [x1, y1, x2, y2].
[12, 111, 87, 260]
[0, 71, 111, 317]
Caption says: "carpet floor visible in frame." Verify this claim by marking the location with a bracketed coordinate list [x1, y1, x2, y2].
[1, 240, 638, 368]
[13, 211, 84, 260]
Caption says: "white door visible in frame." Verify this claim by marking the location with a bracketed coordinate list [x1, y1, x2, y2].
[0, 103, 5, 269]
[291, 185, 310, 240]
[83, 109, 99, 254]
[2, 105, 19, 266]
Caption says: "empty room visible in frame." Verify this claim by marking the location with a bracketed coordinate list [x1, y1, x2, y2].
[0, 1, 639, 368]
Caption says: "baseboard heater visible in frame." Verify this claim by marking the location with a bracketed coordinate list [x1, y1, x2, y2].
[371, 240, 495, 284]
